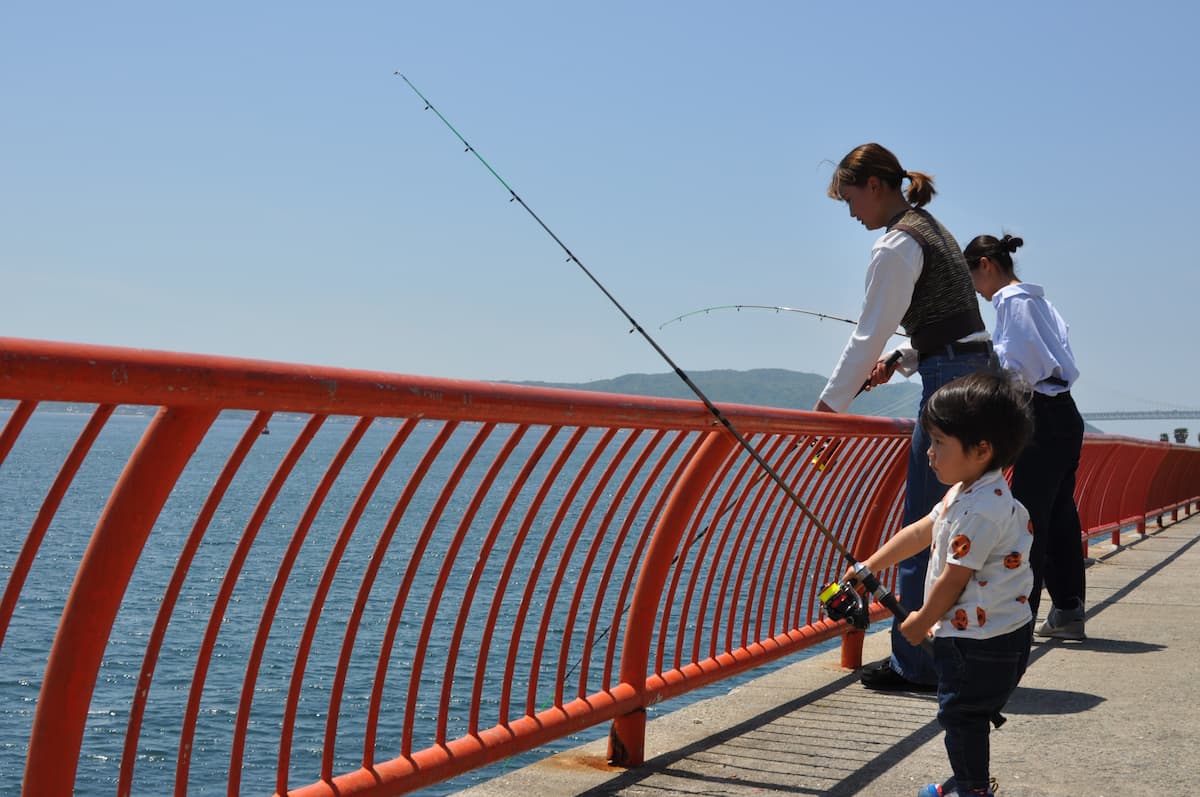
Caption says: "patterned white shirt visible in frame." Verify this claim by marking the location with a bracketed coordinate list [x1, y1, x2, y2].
[926, 469, 1033, 639]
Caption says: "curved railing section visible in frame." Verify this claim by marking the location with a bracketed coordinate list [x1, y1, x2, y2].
[0, 337, 1196, 796]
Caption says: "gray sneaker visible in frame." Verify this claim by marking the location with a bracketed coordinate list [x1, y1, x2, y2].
[1036, 600, 1085, 640]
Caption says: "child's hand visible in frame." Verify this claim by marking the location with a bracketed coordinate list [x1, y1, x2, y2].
[900, 614, 931, 647]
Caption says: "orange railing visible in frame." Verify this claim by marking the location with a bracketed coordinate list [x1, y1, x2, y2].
[0, 337, 1197, 796]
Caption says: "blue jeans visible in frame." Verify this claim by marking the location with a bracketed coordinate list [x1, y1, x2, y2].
[934, 623, 1032, 792]
[889, 349, 996, 685]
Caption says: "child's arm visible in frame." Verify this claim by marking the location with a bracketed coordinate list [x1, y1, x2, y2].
[899, 563, 974, 646]
[842, 515, 934, 583]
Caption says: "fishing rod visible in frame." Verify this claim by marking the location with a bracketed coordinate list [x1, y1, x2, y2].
[395, 73, 922, 644]
[662, 305, 906, 400]
[662, 304, 868, 328]
[660, 304, 910, 337]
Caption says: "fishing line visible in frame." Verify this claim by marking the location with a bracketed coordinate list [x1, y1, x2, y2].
[396, 73, 921, 640]
[560, 437, 811, 683]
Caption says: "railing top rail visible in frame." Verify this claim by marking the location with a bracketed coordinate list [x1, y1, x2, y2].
[1078, 432, 1185, 448]
[0, 336, 913, 437]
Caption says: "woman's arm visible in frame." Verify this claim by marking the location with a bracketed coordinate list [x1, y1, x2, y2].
[816, 231, 922, 412]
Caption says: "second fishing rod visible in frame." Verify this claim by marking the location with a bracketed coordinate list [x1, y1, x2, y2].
[396, 73, 923, 645]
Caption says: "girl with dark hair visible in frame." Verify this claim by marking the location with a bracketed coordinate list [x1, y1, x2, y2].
[845, 370, 1035, 797]
[818, 143, 995, 691]
[965, 233, 1086, 639]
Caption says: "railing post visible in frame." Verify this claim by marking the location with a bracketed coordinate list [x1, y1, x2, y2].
[838, 440, 910, 670]
[608, 430, 736, 767]
[839, 628, 867, 669]
[23, 406, 216, 796]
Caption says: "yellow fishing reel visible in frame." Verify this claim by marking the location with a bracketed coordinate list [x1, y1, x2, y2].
[819, 580, 870, 629]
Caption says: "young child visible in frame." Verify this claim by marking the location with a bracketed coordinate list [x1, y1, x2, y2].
[846, 370, 1034, 797]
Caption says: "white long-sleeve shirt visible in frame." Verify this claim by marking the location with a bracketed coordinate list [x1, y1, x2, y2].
[818, 229, 988, 413]
[991, 282, 1078, 395]
[818, 230, 921, 413]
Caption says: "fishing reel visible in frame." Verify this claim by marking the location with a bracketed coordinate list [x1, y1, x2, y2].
[819, 579, 870, 630]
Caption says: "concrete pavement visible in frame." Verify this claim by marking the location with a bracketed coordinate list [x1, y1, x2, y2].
[456, 513, 1200, 796]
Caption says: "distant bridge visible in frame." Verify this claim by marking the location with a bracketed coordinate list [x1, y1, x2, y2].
[1081, 410, 1200, 422]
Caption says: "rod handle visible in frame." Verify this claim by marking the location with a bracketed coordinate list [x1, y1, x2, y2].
[856, 349, 904, 397]
[852, 563, 935, 655]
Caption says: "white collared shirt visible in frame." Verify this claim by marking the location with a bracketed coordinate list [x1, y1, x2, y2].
[991, 282, 1078, 395]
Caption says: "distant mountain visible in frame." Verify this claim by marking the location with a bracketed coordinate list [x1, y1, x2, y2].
[509, 368, 923, 418]
[509, 369, 1114, 434]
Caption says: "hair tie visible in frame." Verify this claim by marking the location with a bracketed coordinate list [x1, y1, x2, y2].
[900, 171, 910, 181]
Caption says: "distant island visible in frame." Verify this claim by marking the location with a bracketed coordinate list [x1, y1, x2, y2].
[509, 368, 1110, 433]
[507, 368, 922, 418]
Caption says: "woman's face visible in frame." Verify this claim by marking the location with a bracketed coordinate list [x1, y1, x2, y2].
[838, 178, 889, 230]
[969, 257, 1006, 301]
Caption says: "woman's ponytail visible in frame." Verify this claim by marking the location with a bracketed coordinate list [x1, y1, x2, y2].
[904, 169, 936, 208]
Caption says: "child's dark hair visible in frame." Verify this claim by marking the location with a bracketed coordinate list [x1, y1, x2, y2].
[963, 233, 1023, 276]
[920, 370, 1032, 470]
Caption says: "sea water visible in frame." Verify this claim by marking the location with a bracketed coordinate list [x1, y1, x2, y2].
[0, 407, 835, 795]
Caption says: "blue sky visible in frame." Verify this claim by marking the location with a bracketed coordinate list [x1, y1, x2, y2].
[3, 3, 1197, 440]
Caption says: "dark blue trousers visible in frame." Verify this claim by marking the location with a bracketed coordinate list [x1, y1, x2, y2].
[890, 349, 995, 685]
[934, 622, 1033, 792]
[1011, 390, 1085, 621]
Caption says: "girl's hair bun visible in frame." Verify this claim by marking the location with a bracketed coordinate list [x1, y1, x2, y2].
[1000, 234, 1024, 254]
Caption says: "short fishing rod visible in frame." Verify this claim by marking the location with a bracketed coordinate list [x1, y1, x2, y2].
[662, 305, 906, 399]
[660, 304, 864, 330]
[661, 304, 911, 337]
[396, 73, 922, 643]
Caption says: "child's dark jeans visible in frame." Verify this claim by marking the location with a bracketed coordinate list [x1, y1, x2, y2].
[932, 622, 1032, 793]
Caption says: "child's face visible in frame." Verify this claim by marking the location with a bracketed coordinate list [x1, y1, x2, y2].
[926, 426, 992, 487]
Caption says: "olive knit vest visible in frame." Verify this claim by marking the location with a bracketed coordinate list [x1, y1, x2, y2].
[891, 208, 984, 353]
